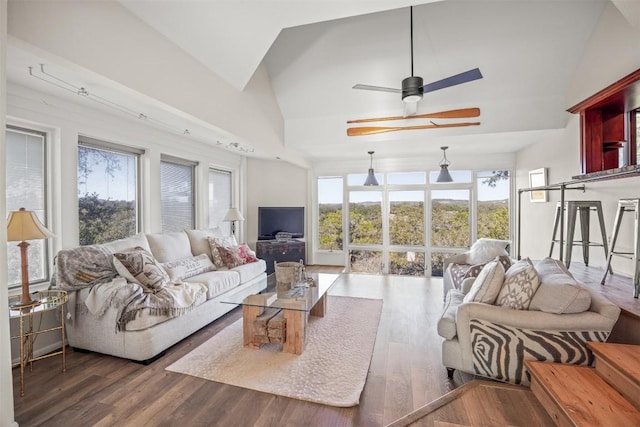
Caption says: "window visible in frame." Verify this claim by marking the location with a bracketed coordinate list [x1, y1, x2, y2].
[6, 126, 48, 287]
[78, 138, 142, 245]
[209, 168, 231, 235]
[161, 156, 196, 232]
[430, 189, 470, 248]
[317, 177, 343, 251]
[477, 171, 510, 240]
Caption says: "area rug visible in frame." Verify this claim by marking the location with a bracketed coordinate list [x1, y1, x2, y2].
[166, 295, 382, 407]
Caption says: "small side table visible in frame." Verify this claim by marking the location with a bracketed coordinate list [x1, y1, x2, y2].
[9, 289, 68, 397]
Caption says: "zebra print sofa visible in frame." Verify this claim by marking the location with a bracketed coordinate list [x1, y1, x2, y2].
[438, 257, 620, 385]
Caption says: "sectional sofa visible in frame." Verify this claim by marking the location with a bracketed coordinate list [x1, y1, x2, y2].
[54, 228, 266, 362]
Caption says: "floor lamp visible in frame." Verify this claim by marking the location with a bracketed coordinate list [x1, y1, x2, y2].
[7, 208, 54, 307]
[223, 207, 245, 237]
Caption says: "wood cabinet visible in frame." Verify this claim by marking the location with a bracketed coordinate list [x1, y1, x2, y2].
[256, 240, 306, 275]
[569, 68, 640, 175]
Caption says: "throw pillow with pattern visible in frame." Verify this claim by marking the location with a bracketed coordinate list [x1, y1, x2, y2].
[207, 236, 238, 268]
[113, 247, 170, 291]
[215, 244, 246, 269]
[237, 244, 258, 263]
[161, 253, 215, 281]
[496, 257, 540, 310]
[463, 255, 512, 280]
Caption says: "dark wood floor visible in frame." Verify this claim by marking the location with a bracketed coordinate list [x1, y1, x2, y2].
[12, 270, 475, 427]
[13, 263, 637, 426]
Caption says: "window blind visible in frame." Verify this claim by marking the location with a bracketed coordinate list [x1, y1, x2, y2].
[161, 157, 196, 232]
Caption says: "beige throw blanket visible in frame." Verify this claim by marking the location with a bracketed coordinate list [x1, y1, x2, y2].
[85, 278, 207, 332]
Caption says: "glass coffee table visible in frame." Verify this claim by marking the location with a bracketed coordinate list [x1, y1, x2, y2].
[222, 273, 339, 355]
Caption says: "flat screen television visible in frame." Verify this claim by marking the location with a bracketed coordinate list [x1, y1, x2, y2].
[258, 207, 304, 240]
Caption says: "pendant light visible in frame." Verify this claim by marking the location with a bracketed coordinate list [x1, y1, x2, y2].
[436, 146, 453, 182]
[364, 151, 379, 186]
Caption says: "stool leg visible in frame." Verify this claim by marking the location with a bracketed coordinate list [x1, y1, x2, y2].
[601, 205, 625, 285]
[579, 206, 590, 266]
[596, 203, 612, 274]
[565, 203, 578, 269]
[549, 204, 561, 258]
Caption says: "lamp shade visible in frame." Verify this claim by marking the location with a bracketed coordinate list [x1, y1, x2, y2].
[364, 169, 379, 186]
[363, 151, 379, 186]
[7, 208, 54, 241]
[223, 207, 245, 222]
[436, 165, 453, 183]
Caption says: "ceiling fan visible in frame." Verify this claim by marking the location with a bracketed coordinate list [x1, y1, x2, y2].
[352, 6, 483, 117]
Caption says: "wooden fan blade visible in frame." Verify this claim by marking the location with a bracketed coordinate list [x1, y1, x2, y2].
[352, 84, 401, 94]
[347, 121, 480, 136]
[347, 108, 480, 124]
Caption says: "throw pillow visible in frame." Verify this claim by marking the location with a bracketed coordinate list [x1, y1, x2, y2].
[161, 254, 215, 281]
[495, 258, 540, 310]
[463, 260, 505, 304]
[468, 238, 510, 265]
[463, 255, 512, 280]
[207, 236, 239, 268]
[237, 244, 258, 263]
[113, 247, 170, 291]
[529, 257, 591, 314]
[215, 244, 246, 269]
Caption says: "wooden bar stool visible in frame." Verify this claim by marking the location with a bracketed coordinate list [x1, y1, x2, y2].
[549, 200, 609, 269]
[601, 199, 640, 298]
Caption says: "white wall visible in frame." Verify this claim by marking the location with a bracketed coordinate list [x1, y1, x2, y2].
[246, 158, 308, 249]
[6, 0, 307, 166]
[1, 1, 19, 425]
[516, 2, 640, 276]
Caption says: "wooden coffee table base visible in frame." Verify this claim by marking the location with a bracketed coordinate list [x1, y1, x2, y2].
[242, 292, 328, 355]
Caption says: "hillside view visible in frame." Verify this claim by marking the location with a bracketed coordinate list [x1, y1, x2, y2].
[319, 198, 509, 276]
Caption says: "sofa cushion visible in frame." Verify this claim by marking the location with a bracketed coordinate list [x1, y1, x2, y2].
[185, 228, 225, 260]
[231, 259, 267, 283]
[113, 247, 170, 291]
[438, 290, 465, 340]
[187, 270, 240, 299]
[463, 260, 505, 304]
[146, 231, 193, 263]
[530, 257, 591, 314]
[468, 238, 510, 265]
[161, 254, 216, 281]
[496, 258, 540, 310]
[102, 233, 151, 253]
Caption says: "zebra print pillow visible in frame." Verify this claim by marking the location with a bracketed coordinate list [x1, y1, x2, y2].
[469, 318, 609, 385]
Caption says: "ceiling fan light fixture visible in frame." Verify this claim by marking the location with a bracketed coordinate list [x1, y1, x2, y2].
[402, 76, 424, 103]
[436, 146, 454, 183]
[364, 151, 379, 186]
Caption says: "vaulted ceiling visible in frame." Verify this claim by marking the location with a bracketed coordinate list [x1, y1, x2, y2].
[7, 0, 621, 165]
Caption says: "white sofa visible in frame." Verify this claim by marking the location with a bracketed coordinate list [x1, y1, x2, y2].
[443, 238, 511, 298]
[438, 257, 620, 385]
[55, 228, 267, 362]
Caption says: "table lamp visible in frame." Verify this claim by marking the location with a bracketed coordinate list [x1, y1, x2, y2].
[223, 207, 245, 237]
[7, 208, 54, 307]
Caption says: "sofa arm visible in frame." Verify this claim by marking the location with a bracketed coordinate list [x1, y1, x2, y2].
[454, 301, 620, 384]
[456, 302, 619, 336]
